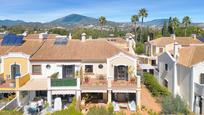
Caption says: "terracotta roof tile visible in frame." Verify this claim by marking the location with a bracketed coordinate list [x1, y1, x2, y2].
[30, 39, 134, 61]
[178, 45, 204, 67]
[25, 34, 59, 39]
[147, 37, 202, 47]
[0, 39, 44, 56]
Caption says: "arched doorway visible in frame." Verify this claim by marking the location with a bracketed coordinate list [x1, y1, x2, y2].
[11, 63, 20, 79]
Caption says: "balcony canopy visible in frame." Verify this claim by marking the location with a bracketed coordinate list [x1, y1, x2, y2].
[19, 79, 47, 91]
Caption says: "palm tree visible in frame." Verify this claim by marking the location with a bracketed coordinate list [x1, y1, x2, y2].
[182, 16, 191, 37]
[138, 8, 148, 41]
[170, 17, 180, 34]
[98, 16, 107, 31]
[131, 15, 139, 41]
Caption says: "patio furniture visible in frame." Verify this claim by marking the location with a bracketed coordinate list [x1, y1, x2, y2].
[119, 103, 128, 109]
[112, 101, 120, 112]
[28, 102, 38, 114]
[128, 101, 136, 112]
[54, 97, 62, 111]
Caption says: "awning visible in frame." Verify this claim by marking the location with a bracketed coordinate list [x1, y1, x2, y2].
[0, 90, 16, 93]
[52, 90, 76, 95]
[112, 90, 136, 93]
[19, 79, 47, 91]
[139, 64, 155, 70]
[81, 90, 107, 93]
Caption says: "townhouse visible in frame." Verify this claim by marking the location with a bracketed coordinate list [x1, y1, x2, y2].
[139, 35, 202, 74]
[158, 44, 204, 115]
[0, 33, 141, 110]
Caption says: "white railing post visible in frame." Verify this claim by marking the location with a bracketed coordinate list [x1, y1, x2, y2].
[77, 78, 80, 89]
[137, 75, 141, 88]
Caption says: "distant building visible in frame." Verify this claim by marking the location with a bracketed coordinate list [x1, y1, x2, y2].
[138, 34, 202, 74]
[157, 44, 204, 115]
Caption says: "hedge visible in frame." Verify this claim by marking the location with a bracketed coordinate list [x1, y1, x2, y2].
[143, 73, 170, 97]
[161, 95, 190, 114]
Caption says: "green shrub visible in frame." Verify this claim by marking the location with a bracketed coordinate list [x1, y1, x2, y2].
[87, 106, 109, 115]
[161, 95, 190, 115]
[143, 73, 170, 97]
[135, 42, 144, 54]
[0, 110, 22, 115]
[107, 102, 114, 115]
[52, 97, 82, 115]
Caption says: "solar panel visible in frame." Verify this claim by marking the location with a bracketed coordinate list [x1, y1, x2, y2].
[15, 36, 23, 45]
[54, 38, 68, 45]
[1, 34, 24, 46]
[8, 35, 17, 45]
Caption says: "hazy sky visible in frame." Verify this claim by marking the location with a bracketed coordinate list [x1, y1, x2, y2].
[0, 0, 203, 23]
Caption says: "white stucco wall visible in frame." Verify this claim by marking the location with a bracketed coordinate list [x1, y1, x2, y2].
[165, 43, 174, 52]
[107, 53, 136, 80]
[82, 62, 107, 78]
[177, 64, 192, 106]
[158, 52, 175, 92]
[30, 62, 81, 79]
[193, 61, 204, 84]
[0, 61, 1, 73]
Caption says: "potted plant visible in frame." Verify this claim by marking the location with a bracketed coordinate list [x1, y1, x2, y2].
[98, 74, 105, 80]
[84, 76, 89, 83]
[130, 76, 136, 84]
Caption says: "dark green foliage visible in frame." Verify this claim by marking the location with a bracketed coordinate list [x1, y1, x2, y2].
[49, 28, 68, 35]
[162, 21, 169, 37]
[161, 95, 190, 114]
[143, 73, 170, 97]
[71, 28, 125, 39]
[135, 42, 144, 54]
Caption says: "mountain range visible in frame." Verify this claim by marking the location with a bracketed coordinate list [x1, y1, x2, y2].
[0, 14, 203, 28]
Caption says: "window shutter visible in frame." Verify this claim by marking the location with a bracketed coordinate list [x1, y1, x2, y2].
[114, 66, 117, 80]
[126, 66, 128, 80]
[201, 74, 204, 84]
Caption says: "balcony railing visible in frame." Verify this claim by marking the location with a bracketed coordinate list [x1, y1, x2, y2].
[51, 78, 77, 87]
[194, 82, 204, 96]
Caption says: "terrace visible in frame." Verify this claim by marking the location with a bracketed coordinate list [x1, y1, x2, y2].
[0, 73, 16, 89]
[80, 74, 108, 90]
[111, 79, 137, 90]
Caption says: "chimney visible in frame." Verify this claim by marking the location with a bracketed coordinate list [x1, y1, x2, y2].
[171, 34, 176, 40]
[22, 31, 28, 37]
[128, 39, 135, 54]
[147, 36, 150, 42]
[69, 33, 72, 40]
[192, 34, 197, 39]
[173, 43, 181, 60]
[39, 32, 48, 41]
[81, 33, 86, 42]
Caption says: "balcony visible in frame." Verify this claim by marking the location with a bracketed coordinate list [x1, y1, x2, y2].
[80, 74, 108, 90]
[51, 78, 77, 87]
[194, 82, 204, 96]
[111, 79, 137, 90]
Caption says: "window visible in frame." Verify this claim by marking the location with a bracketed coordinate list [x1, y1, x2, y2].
[32, 65, 42, 75]
[200, 74, 204, 84]
[159, 48, 163, 53]
[46, 64, 51, 69]
[85, 65, 93, 73]
[98, 64, 103, 69]
[165, 64, 168, 71]
[163, 79, 168, 88]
